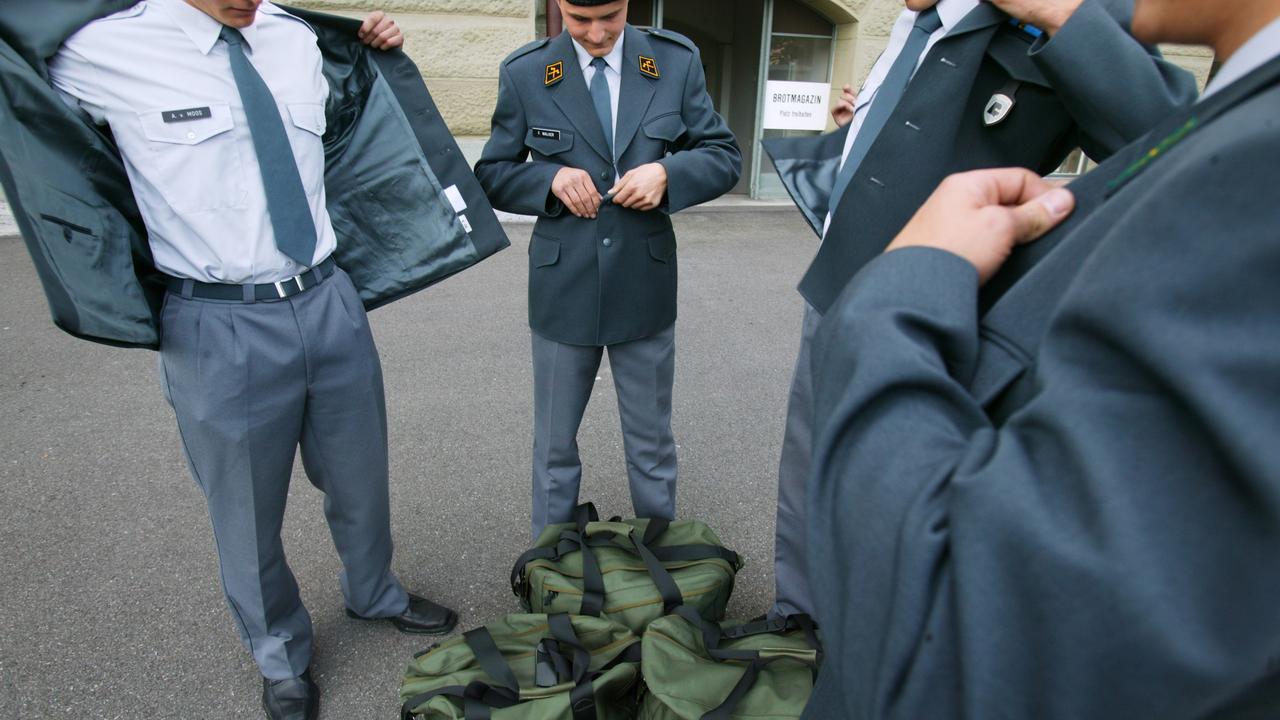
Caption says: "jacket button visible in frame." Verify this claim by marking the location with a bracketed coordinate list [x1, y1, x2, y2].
[602, 237, 613, 247]
[600, 170, 611, 182]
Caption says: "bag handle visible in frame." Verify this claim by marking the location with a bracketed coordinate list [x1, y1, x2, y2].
[511, 504, 741, 615]
[402, 614, 613, 720]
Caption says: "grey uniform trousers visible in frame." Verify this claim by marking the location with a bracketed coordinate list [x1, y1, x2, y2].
[771, 303, 822, 619]
[530, 325, 678, 539]
[158, 267, 408, 680]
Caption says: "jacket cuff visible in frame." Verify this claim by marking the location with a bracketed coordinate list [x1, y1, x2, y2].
[1028, 0, 1117, 69]
[840, 246, 979, 321]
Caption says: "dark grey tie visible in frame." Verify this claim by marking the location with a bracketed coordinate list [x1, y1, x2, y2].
[826, 6, 944, 221]
[220, 26, 318, 268]
[589, 56, 615, 160]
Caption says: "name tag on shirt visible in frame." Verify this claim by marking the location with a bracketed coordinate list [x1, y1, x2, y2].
[162, 107, 213, 123]
[531, 128, 561, 141]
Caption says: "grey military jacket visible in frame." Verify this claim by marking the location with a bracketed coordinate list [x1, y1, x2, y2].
[475, 25, 741, 347]
[803, 54, 1280, 720]
[765, 0, 1197, 316]
[0, 0, 508, 349]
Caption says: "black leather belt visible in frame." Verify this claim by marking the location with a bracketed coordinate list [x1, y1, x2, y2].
[165, 256, 337, 302]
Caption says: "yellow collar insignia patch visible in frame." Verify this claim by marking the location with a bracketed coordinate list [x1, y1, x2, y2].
[545, 61, 564, 86]
[639, 56, 660, 79]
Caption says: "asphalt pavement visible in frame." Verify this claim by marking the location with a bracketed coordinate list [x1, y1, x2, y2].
[0, 208, 818, 719]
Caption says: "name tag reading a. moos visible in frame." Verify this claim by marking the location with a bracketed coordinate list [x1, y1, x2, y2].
[162, 107, 213, 123]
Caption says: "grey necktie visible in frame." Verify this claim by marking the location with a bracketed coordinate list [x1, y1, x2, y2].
[220, 26, 318, 268]
[826, 6, 944, 219]
[589, 56, 615, 160]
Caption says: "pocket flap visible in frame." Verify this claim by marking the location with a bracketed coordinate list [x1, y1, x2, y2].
[642, 113, 687, 142]
[139, 103, 234, 145]
[288, 102, 327, 136]
[647, 231, 676, 262]
[525, 128, 574, 156]
[530, 234, 561, 267]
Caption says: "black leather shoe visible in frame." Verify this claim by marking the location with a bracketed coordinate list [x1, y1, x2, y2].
[346, 593, 458, 635]
[261, 668, 319, 720]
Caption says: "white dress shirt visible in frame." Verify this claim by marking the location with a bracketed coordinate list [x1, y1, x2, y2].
[1200, 16, 1280, 100]
[48, 0, 337, 284]
[822, 0, 980, 238]
[572, 35, 625, 148]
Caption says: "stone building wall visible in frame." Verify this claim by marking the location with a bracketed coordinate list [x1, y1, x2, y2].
[295, 0, 535, 139]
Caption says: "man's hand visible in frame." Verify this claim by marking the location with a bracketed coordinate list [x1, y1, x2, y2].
[831, 84, 857, 127]
[552, 167, 603, 218]
[609, 163, 668, 211]
[985, 0, 1083, 36]
[886, 168, 1075, 284]
[358, 11, 404, 50]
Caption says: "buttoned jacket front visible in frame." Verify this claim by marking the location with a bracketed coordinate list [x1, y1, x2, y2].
[475, 25, 741, 347]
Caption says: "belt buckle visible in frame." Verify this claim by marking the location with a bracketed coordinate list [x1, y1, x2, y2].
[272, 274, 306, 299]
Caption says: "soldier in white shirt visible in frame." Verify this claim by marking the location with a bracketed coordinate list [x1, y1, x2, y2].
[48, 3, 456, 719]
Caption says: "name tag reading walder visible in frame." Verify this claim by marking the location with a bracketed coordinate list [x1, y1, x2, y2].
[162, 107, 212, 123]
[532, 128, 561, 141]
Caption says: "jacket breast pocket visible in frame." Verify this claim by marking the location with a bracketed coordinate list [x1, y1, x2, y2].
[525, 129, 574, 158]
[137, 102, 247, 213]
[642, 112, 687, 151]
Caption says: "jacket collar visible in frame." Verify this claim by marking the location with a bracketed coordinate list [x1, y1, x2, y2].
[944, 0, 1008, 39]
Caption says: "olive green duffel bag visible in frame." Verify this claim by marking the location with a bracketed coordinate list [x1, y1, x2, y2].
[639, 606, 822, 720]
[511, 504, 744, 635]
[400, 613, 643, 720]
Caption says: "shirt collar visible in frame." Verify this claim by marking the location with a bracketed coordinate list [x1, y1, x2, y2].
[153, 0, 264, 55]
[1202, 15, 1280, 99]
[571, 33, 626, 75]
[935, 0, 983, 35]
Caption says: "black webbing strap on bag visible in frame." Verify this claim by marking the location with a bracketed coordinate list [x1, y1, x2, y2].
[510, 504, 742, 616]
[400, 613, 638, 720]
[669, 606, 823, 720]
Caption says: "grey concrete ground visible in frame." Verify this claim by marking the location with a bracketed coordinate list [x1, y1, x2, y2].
[0, 209, 817, 719]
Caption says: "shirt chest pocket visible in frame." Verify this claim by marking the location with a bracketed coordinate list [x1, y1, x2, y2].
[138, 103, 247, 213]
[285, 102, 328, 193]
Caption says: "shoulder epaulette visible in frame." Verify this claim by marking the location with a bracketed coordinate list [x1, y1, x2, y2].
[98, 2, 146, 21]
[503, 37, 551, 66]
[641, 27, 696, 53]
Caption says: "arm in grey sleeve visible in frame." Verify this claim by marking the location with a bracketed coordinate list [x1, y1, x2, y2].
[656, 45, 742, 214]
[807, 146, 1280, 718]
[1029, 0, 1198, 159]
[473, 63, 566, 218]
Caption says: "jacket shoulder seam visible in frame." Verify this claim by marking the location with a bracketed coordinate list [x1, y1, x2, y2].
[503, 37, 550, 66]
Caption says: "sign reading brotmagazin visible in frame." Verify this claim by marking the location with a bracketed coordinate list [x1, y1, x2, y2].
[763, 81, 831, 131]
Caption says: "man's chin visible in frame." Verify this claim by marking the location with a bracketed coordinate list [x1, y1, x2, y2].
[223, 8, 258, 26]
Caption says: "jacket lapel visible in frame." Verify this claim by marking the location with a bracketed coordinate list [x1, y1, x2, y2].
[942, 1, 1008, 40]
[548, 32, 614, 165]
[613, 25, 658, 162]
